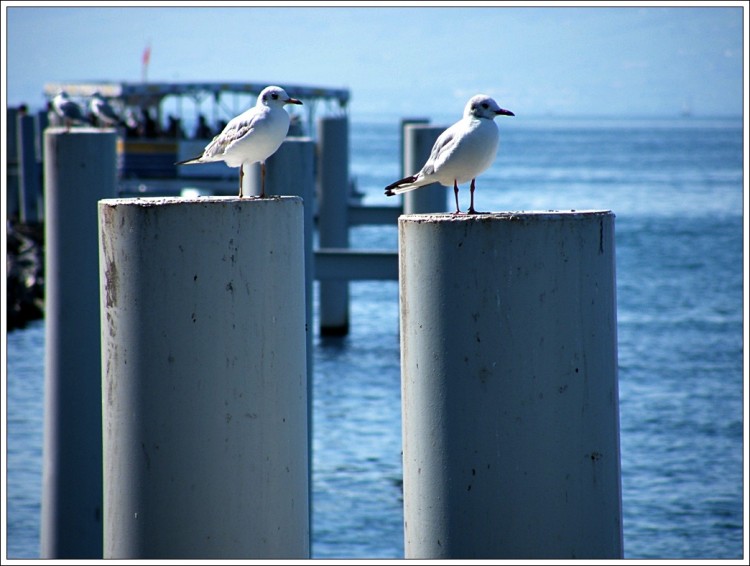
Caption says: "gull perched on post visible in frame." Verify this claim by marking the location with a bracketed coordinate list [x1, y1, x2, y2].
[51, 90, 89, 131]
[385, 94, 514, 214]
[176, 85, 303, 198]
[89, 92, 122, 128]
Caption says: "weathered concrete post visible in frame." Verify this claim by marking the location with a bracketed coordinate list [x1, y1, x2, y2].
[399, 211, 623, 559]
[18, 113, 43, 223]
[399, 117, 428, 176]
[41, 128, 118, 558]
[7, 107, 20, 219]
[402, 124, 447, 215]
[317, 116, 350, 335]
[98, 196, 309, 559]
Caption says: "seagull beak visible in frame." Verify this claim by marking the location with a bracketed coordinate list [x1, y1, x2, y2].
[286, 97, 303, 105]
[496, 108, 515, 116]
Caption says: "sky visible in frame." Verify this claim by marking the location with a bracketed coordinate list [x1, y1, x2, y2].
[2, 2, 747, 122]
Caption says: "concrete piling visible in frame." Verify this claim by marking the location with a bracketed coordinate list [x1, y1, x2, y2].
[398, 211, 623, 559]
[402, 124, 447, 215]
[18, 114, 43, 223]
[41, 128, 118, 558]
[317, 116, 350, 335]
[98, 196, 309, 559]
[7, 107, 20, 219]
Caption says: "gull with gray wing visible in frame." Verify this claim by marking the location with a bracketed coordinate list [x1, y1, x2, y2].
[385, 94, 514, 214]
[176, 85, 303, 198]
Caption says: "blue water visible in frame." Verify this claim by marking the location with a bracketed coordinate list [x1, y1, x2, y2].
[6, 116, 745, 559]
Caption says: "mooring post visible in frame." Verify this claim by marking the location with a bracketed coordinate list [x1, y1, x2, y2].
[98, 196, 309, 559]
[7, 107, 20, 219]
[18, 113, 43, 223]
[399, 117, 428, 176]
[402, 124, 447, 215]
[399, 211, 623, 559]
[317, 115, 350, 335]
[41, 127, 118, 558]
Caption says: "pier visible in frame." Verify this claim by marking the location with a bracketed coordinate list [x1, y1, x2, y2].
[7, 85, 622, 558]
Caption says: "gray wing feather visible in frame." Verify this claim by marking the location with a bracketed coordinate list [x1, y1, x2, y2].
[203, 108, 263, 159]
[422, 127, 457, 175]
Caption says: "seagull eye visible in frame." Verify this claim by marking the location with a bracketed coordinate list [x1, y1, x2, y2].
[271, 93, 279, 100]
[481, 102, 489, 109]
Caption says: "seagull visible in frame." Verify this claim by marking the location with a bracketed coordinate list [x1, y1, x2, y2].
[385, 94, 514, 214]
[176, 85, 303, 198]
[51, 91, 89, 131]
[89, 92, 122, 128]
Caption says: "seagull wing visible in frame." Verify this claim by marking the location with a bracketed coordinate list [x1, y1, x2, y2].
[421, 123, 460, 177]
[384, 121, 462, 195]
[98, 101, 120, 123]
[202, 106, 267, 161]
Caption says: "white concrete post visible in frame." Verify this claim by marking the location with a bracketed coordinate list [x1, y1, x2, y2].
[317, 116, 350, 335]
[399, 211, 623, 559]
[41, 128, 118, 558]
[18, 114, 43, 223]
[402, 124, 447, 215]
[98, 196, 309, 559]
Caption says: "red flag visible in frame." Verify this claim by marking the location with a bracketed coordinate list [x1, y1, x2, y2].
[142, 45, 151, 66]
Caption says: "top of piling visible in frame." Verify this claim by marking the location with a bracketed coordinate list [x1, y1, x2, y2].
[45, 127, 118, 135]
[99, 195, 304, 208]
[399, 210, 614, 223]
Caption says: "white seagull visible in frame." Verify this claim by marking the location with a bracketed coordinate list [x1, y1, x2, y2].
[176, 85, 303, 198]
[51, 91, 89, 131]
[89, 92, 121, 128]
[385, 94, 514, 214]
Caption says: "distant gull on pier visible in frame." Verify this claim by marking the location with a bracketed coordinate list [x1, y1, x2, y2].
[89, 92, 122, 128]
[51, 91, 89, 131]
[176, 85, 303, 198]
[385, 94, 514, 214]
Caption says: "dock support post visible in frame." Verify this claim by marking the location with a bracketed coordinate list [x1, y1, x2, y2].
[402, 125, 447, 215]
[98, 196, 309, 559]
[41, 128, 117, 558]
[317, 116, 350, 335]
[6, 107, 20, 219]
[399, 211, 623, 559]
[18, 113, 43, 223]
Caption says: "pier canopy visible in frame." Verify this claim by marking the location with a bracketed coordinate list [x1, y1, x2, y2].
[43, 80, 350, 134]
[44, 81, 349, 108]
[43, 81, 351, 181]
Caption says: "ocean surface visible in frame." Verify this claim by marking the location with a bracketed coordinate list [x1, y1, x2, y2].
[6, 115, 746, 559]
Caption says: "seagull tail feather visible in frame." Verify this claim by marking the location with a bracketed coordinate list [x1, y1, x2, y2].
[175, 155, 204, 166]
[384, 175, 421, 196]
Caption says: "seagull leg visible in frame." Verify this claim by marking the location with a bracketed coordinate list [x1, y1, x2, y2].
[238, 164, 244, 197]
[468, 179, 478, 214]
[452, 180, 462, 215]
[260, 162, 266, 199]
